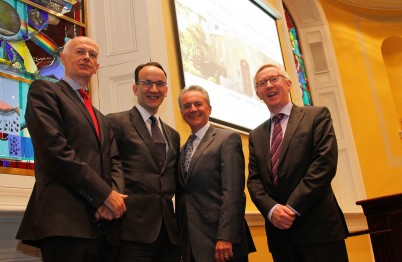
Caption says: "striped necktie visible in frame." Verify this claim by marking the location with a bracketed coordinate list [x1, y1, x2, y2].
[270, 113, 284, 187]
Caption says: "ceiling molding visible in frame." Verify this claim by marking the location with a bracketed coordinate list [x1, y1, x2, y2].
[337, 0, 402, 10]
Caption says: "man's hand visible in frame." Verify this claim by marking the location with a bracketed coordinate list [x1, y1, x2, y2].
[94, 204, 114, 221]
[103, 190, 127, 219]
[271, 204, 296, 229]
[215, 240, 233, 262]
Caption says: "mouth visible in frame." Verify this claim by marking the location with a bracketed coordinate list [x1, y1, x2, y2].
[147, 95, 160, 100]
[268, 91, 278, 97]
[79, 65, 91, 70]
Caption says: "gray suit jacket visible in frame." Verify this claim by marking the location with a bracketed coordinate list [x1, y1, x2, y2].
[107, 106, 180, 245]
[16, 79, 124, 247]
[247, 105, 349, 252]
[176, 125, 255, 261]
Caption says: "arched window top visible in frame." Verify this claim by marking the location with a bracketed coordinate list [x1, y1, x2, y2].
[284, 4, 313, 106]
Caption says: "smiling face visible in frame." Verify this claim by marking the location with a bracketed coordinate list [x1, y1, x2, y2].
[180, 90, 211, 133]
[255, 66, 292, 114]
[133, 65, 168, 115]
[60, 37, 99, 86]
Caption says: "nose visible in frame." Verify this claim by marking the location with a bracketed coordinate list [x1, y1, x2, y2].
[189, 104, 198, 111]
[149, 83, 159, 91]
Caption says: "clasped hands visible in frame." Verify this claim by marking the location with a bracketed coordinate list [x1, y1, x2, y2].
[94, 190, 127, 221]
[271, 204, 296, 230]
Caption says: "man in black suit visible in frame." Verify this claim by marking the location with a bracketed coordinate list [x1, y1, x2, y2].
[176, 85, 255, 262]
[107, 62, 180, 261]
[247, 64, 349, 262]
[16, 36, 127, 262]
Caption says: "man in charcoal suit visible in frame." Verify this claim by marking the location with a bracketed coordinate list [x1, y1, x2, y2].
[176, 85, 255, 262]
[16, 36, 127, 262]
[247, 64, 349, 262]
[107, 62, 180, 261]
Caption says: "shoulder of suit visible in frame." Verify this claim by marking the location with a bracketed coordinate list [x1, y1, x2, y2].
[161, 121, 179, 136]
[29, 79, 63, 94]
[296, 105, 327, 113]
[250, 118, 269, 134]
[107, 110, 130, 118]
[213, 126, 240, 138]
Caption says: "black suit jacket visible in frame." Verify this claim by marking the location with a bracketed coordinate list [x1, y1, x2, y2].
[247, 105, 348, 252]
[107, 107, 180, 245]
[176, 126, 255, 261]
[16, 79, 124, 247]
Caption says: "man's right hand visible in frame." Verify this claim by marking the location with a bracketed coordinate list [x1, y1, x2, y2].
[103, 190, 128, 219]
[271, 204, 296, 229]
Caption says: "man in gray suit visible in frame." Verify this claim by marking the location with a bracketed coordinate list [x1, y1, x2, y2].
[176, 85, 255, 262]
[247, 64, 349, 262]
[107, 62, 180, 261]
[16, 36, 127, 262]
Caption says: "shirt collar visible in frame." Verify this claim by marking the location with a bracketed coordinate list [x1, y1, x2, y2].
[270, 102, 293, 119]
[136, 104, 160, 123]
[62, 76, 84, 91]
[193, 122, 210, 140]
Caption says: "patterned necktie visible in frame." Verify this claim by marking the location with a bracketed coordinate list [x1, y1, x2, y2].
[270, 113, 284, 187]
[78, 88, 100, 139]
[182, 134, 196, 175]
[149, 115, 166, 168]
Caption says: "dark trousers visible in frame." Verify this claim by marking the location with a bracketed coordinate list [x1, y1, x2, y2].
[40, 236, 117, 262]
[117, 222, 180, 262]
[272, 239, 349, 262]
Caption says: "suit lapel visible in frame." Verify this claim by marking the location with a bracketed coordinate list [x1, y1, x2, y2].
[159, 119, 172, 171]
[186, 126, 216, 183]
[58, 80, 101, 144]
[280, 105, 304, 162]
[129, 107, 164, 171]
[262, 119, 272, 172]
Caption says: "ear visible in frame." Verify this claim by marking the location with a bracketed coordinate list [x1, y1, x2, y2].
[93, 63, 99, 74]
[256, 89, 263, 100]
[133, 84, 138, 96]
[164, 85, 168, 97]
[60, 53, 66, 66]
[285, 78, 292, 91]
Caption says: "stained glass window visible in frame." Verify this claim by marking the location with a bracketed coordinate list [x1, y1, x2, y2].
[284, 5, 313, 106]
[0, 0, 86, 174]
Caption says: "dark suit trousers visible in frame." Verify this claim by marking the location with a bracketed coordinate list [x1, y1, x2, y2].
[117, 221, 180, 262]
[40, 236, 117, 262]
[271, 239, 348, 262]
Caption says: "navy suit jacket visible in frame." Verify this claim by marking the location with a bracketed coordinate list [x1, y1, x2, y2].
[16, 79, 124, 247]
[107, 107, 180, 245]
[247, 105, 349, 252]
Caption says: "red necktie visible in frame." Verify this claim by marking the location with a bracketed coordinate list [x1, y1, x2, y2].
[270, 113, 284, 187]
[78, 89, 100, 139]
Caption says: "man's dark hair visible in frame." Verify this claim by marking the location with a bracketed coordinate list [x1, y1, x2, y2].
[134, 62, 167, 83]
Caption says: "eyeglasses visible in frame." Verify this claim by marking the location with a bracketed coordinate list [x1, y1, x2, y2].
[137, 80, 167, 88]
[256, 75, 284, 88]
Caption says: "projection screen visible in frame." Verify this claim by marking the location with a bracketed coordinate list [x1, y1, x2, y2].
[173, 0, 284, 131]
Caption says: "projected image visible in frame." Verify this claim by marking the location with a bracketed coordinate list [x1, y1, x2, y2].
[174, 0, 284, 131]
